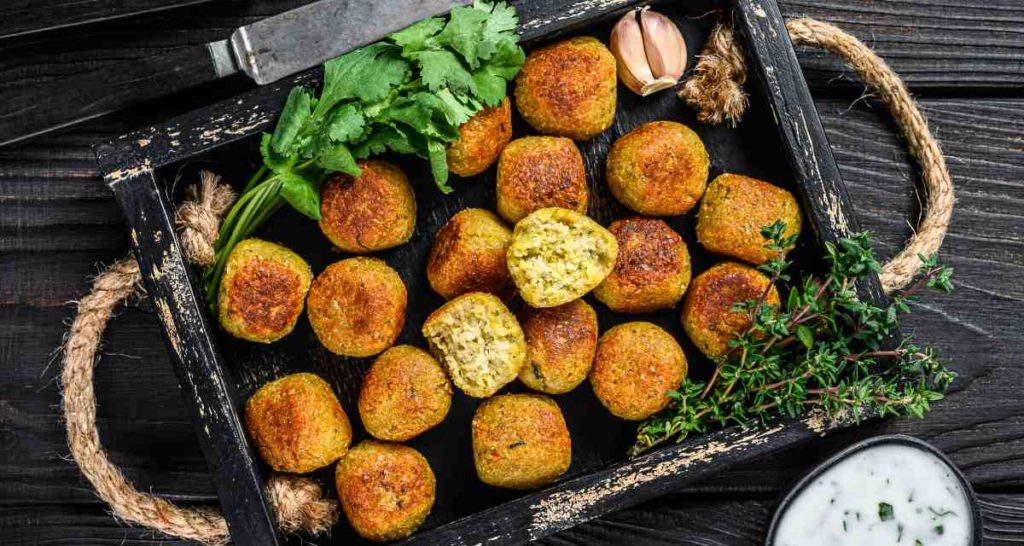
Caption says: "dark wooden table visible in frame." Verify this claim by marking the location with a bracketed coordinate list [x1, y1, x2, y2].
[2, 1, 1023, 544]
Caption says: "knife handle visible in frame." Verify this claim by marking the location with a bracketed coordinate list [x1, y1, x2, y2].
[0, 44, 225, 147]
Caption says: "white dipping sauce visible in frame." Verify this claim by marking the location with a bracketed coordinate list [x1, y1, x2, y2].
[773, 443, 972, 546]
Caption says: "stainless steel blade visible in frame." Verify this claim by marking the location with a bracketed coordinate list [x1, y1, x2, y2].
[225, 0, 472, 85]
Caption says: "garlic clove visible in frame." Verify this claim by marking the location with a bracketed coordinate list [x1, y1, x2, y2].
[639, 8, 687, 85]
[610, 8, 688, 96]
[610, 10, 657, 96]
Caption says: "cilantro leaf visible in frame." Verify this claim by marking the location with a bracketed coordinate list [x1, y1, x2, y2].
[427, 138, 452, 193]
[435, 89, 477, 126]
[317, 142, 360, 176]
[260, 133, 295, 173]
[381, 92, 461, 142]
[277, 172, 321, 220]
[879, 502, 895, 522]
[436, 5, 490, 68]
[320, 43, 410, 112]
[326, 103, 365, 143]
[270, 87, 312, 155]
[390, 16, 444, 53]
[415, 49, 477, 95]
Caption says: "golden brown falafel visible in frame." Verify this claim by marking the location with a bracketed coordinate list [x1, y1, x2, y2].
[426, 208, 514, 300]
[447, 97, 513, 177]
[593, 218, 692, 313]
[696, 173, 803, 264]
[358, 345, 452, 442]
[306, 257, 406, 357]
[245, 373, 351, 473]
[515, 36, 617, 141]
[506, 207, 619, 308]
[218, 239, 312, 343]
[606, 121, 710, 216]
[471, 393, 571, 489]
[590, 322, 688, 421]
[496, 136, 589, 223]
[318, 160, 416, 253]
[681, 261, 781, 358]
[335, 440, 435, 542]
[421, 292, 526, 398]
[518, 299, 598, 394]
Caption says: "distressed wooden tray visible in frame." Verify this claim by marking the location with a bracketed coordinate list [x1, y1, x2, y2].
[93, 0, 890, 544]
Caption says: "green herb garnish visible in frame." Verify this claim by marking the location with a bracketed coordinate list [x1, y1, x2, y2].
[203, 1, 525, 307]
[631, 222, 956, 455]
[880, 502, 895, 522]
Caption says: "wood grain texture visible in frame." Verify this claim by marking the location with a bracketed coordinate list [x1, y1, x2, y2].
[0, 0, 213, 40]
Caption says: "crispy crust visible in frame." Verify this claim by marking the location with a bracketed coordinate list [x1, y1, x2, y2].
[358, 345, 452, 442]
[421, 292, 526, 398]
[318, 160, 416, 253]
[590, 322, 688, 421]
[506, 207, 618, 308]
[496, 136, 589, 223]
[447, 97, 513, 177]
[593, 218, 692, 313]
[335, 440, 436, 542]
[517, 299, 598, 394]
[696, 173, 803, 264]
[681, 261, 781, 358]
[426, 208, 514, 300]
[306, 257, 406, 357]
[218, 238, 312, 343]
[606, 121, 710, 216]
[471, 394, 571, 489]
[514, 36, 617, 141]
[244, 373, 351, 473]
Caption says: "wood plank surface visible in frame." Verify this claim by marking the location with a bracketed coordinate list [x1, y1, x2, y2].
[2, 93, 1022, 542]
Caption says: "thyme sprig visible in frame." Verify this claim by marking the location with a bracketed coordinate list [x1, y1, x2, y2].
[631, 222, 955, 457]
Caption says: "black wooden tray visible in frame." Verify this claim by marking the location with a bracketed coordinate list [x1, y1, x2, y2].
[93, 1, 889, 544]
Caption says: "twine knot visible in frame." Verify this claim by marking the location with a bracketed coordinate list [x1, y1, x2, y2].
[176, 172, 236, 267]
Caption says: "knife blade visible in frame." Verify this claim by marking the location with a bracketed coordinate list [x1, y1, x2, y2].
[0, 0, 471, 147]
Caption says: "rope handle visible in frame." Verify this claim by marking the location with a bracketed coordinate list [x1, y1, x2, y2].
[61, 17, 953, 546]
[681, 18, 954, 293]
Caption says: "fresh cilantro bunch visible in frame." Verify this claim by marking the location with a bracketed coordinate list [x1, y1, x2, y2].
[631, 224, 956, 456]
[203, 1, 525, 308]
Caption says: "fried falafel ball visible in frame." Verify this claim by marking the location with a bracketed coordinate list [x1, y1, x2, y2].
[590, 322, 688, 421]
[515, 36, 617, 141]
[422, 292, 527, 398]
[696, 173, 803, 264]
[606, 121, 710, 216]
[593, 218, 692, 313]
[427, 208, 514, 300]
[218, 239, 313, 343]
[447, 97, 513, 177]
[506, 208, 619, 308]
[245, 373, 351, 473]
[471, 393, 571, 489]
[518, 299, 598, 394]
[335, 440, 436, 542]
[358, 345, 452, 442]
[318, 160, 416, 253]
[496, 136, 589, 223]
[307, 257, 406, 358]
[681, 261, 781, 358]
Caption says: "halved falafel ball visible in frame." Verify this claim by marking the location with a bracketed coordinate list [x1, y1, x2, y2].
[358, 345, 452, 442]
[335, 440, 435, 542]
[606, 121, 710, 216]
[421, 292, 526, 398]
[318, 160, 416, 253]
[496, 136, 589, 223]
[427, 208, 514, 300]
[307, 257, 406, 358]
[506, 208, 618, 308]
[594, 218, 692, 313]
[471, 393, 571, 489]
[518, 299, 598, 394]
[245, 373, 351, 473]
[515, 36, 617, 141]
[590, 322, 688, 421]
[217, 238, 312, 343]
[696, 173, 803, 264]
[681, 261, 781, 358]
[447, 97, 513, 177]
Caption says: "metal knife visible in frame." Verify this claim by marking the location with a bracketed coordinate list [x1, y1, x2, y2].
[0, 0, 471, 147]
